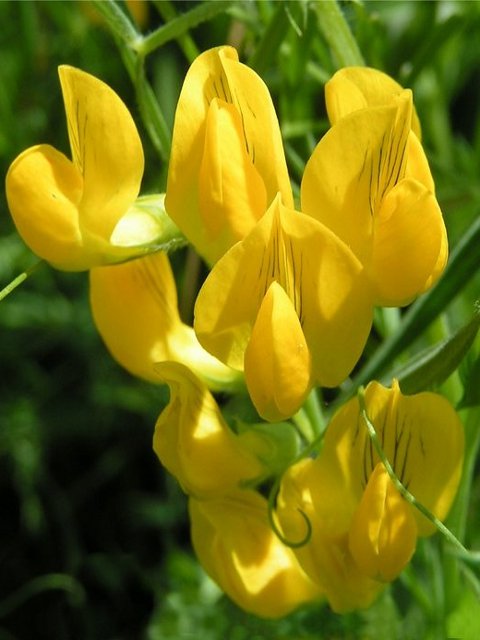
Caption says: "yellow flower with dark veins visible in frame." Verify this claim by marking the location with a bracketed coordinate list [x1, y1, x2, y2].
[302, 68, 447, 306]
[166, 46, 293, 265]
[6, 66, 164, 271]
[194, 194, 373, 421]
[189, 489, 323, 618]
[278, 380, 464, 612]
[89, 249, 239, 392]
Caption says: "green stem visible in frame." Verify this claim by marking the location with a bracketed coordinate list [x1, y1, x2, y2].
[134, 54, 172, 161]
[248, 0, 293, 74]
[292, 407, 316, 443]
[0, 261, 43, 302]
[302, 388, 326, 439]
[312, 0, 365, 68]
[152, 0, 200, 63]
[442, 407, 480, 606]
[134, 1, 234, 57]
[91, 0, 140, 46]
[0, 573, 84, 618]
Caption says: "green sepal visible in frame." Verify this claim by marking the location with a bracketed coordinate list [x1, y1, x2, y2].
[236, 420, 302, 479]
[110, 193, 187, 254]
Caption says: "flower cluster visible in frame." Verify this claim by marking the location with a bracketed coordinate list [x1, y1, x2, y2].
[5, 48, 463, 617]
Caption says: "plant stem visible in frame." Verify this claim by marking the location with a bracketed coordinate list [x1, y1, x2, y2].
[442, 407, 480, 607]
[134, 1, 234, 57]
[313, 0, 365, 68]
[0, 261, 43, 302]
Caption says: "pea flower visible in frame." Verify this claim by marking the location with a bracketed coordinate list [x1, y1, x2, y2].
[6, 66, 165, 271]
[189, 489, 323, 618]
[152, 362, 265, 498]
[194, 194, 373, 421]
[302, 70, 448, 306]
[278, 380, 464, 612]
[165, 46, 293, 265]
[90, 249, 239, 392]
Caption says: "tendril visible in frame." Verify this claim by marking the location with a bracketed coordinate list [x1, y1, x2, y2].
[267, 474, 312, 549]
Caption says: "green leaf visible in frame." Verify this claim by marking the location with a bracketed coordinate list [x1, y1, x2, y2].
[459, 352, 480, 408]
[447, 587, 480, 640]
[387, 305, 480, 394]
[313, 0, 365, 68]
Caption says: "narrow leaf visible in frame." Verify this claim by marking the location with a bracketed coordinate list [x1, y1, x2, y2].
[387, 305, 480, 394]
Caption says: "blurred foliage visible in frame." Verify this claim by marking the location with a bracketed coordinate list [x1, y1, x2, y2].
[1, 1, 480, 639]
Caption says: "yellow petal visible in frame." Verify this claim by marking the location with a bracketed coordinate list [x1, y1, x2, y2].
[219, 48, 293, 209]
[166, 46, 292, 263]
[325, 66, 422, 139]
[198, 98, 267, 261]
[90, 252, 238, 390]
[59, 65, 144, 241]
[244, 281, 311, 421]
[349, 463, 417, 582]
[302, 96, 412, 264]
[5, 144, 87, 269]
[189, 489, 323, 618]
[406, 131, 435, 192]
[195, 194, 373, 390]
[153, 363, 263, 497]
[89, 252, 180, 381]
[371, 178, 447, 306]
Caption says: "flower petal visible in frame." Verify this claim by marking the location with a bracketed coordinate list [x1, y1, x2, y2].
[59, 65, 144, 241]
[89, 252, 179, 378]
[189, 489, 323, 618]
[348, 463, 417, 582]
[153, 364, 263, 498]
[371, 178, 447, 306]
[198, 98, 267, 261]
[325, 66, 422, 139]
[90, 252, 238, 390]
[244, 281, 311, 421]
[6, 144, 87, 269]
[219, 48, 293, 208]
[302, 97, 412, 264]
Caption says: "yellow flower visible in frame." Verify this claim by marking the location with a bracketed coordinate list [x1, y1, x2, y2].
[6, 66, 163, 271]
[166, 46, 293, 265]
[153, 363, 264, 498]
[278, 458, 383, 613]
[189, 489, 323, 618]
[89, 249, 239, 392]
[194, 194, 373, 421]
[278, 381, 464, 612]
[302, 69, 447, 306]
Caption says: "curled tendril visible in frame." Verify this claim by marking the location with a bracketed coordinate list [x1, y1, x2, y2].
[267, 475, 312, 549]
